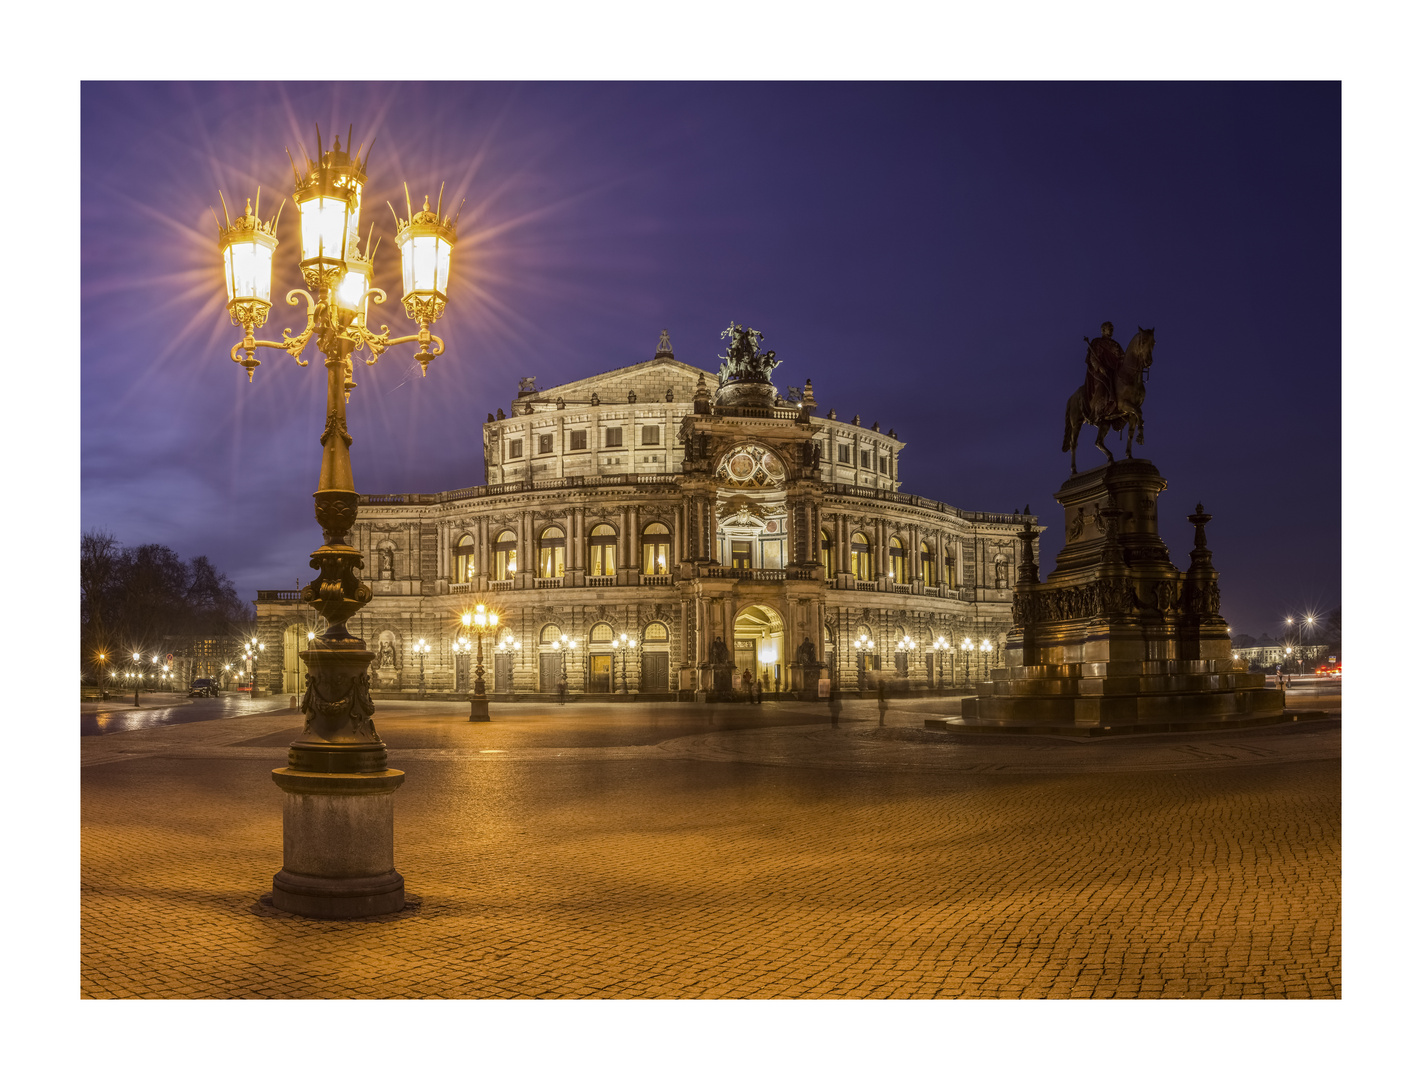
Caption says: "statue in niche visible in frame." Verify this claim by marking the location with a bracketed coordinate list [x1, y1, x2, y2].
[710, 636, 730, 665]
[376, 636, 398, 669]
[994, 557, 1008, 588]
[796, 636, 820, 666]
[378, 546, 395, 580]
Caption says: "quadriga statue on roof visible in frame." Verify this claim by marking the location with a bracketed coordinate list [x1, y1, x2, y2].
[1062, 321, 1155, 474]
[717, 323, 780, 385]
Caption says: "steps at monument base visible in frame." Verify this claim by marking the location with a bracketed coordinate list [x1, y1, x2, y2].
[928, 704, 1321, 738]
[959, 685, 1284, 727]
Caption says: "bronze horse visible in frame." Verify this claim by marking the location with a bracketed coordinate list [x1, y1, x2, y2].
[1062, 327, 1154, 474]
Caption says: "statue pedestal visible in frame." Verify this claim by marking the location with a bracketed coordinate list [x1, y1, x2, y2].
[960, 460, 1282, 734]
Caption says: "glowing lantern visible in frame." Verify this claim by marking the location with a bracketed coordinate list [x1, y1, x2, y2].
[392, 183, 458, 321]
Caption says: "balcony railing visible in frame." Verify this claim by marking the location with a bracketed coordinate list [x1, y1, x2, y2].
[534, 577, 563, 588]
[359, 472, 682, 506]
[489, 579, 513, 591]
[640, 574, 673, 586]
[585, 575, 615, 587]
[854, 580, 877, 591]
[449, 582, 472, 593]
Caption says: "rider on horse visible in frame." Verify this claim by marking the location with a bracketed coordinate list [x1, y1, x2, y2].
[1083, 322, 1125, 423]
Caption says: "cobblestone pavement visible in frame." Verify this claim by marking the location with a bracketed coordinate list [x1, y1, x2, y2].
[80, 699, 1340, 999]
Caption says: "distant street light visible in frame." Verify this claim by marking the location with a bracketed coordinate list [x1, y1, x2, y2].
[413, 638, 431, 698]
[852, 632, 875, 691]
[615, 632, 638, 694]
[462, 605, 499, 721]
[931, 635, 953, 691]
[960, 637, 975, 688]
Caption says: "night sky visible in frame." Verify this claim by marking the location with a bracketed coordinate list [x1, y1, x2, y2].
[80, 81, 1340, 638]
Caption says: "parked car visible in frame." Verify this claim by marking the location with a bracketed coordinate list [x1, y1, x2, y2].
[188, 678, 218, 698]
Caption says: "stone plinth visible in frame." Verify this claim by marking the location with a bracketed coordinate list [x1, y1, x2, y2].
[271, 768, 406, 918]
[960, 460, 1282, 734]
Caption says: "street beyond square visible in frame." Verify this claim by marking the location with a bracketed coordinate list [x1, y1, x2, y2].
[81, 694, 1340, 999]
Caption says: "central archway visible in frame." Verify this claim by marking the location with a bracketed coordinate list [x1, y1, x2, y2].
[733, 603, 786, 693]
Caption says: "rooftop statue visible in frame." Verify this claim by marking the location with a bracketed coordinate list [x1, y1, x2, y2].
[717, 323, 780, 385]
[1062, 322, 1155, 474]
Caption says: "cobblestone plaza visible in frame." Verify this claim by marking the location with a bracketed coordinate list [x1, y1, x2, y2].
[80, 697, 1340, 1000]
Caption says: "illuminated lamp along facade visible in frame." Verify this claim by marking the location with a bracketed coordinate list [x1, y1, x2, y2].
[253, 331, 1034, 698]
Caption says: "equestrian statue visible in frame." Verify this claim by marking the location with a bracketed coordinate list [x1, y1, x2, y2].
[1062, 321, 1155, 474]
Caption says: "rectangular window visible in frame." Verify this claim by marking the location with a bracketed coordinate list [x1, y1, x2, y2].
[508, 438, 523, 459]
[605, 428, 623, 448]
[879, 455, 888, 474]
[860, 450, 871, 469]
[642, 425, 660, 446]
[569, 429, 587, 451]
[838, 445, 850, 464]
[731, 541, 753, 569]
[538, 434, 553, 455]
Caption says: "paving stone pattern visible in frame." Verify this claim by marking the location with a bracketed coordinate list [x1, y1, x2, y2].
[80, 700, 1340, 999]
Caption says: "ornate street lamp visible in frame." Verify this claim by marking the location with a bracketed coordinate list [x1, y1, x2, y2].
[980, 639, 994, 684]
[897, 634, 916, 683]
[413, 638, 432, 698]
[495, 633, 522, 697]
[852, 632, 875, 692]
[214, 125, 462, 919]
[242, 637, 265, 697]
[462, 605, 499, 721]
[931, 635, 953, 692]
[615, 632, 638, 694]
[960, 637, 975, 688]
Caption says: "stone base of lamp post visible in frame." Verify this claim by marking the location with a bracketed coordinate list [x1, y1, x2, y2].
[269, 637, 407, 918]
[270, 768, 406, 918]
[468, 693, 490, 721]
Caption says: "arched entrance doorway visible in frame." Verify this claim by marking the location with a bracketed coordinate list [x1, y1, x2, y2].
[733, 603, 785, 694]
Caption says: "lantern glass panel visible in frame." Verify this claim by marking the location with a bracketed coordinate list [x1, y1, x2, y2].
[300, 195, 350, 264]
[223, 236, 274, 305]
[401, 233, 452, 299]
[335, 263, 371, 321]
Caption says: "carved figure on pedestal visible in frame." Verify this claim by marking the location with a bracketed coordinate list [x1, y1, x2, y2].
[710, 636, 730, 666]
[1062, 323, 1156, 473]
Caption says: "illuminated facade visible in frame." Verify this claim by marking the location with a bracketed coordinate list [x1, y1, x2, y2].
[254, 332, 1037, 697]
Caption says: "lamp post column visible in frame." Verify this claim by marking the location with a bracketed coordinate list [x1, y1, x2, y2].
[466, 606, 495, 721]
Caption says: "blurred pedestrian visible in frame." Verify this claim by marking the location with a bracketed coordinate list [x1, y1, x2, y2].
[828, 688, 841, 728]
[877, 679, 889, 727]
[741, 668, 753, 700]
[558, 673, 568, 705]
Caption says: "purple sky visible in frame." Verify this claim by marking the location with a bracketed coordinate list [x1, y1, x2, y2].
[80, 81, 1339, 638]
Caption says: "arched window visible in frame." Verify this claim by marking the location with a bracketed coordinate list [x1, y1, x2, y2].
[588, 524, 616, 577]
[642, 621, 669, 642]
[889, 537, 907, 583]
[491, 530, 517, 580]
[946, 547, 957, 589]
[537, 526, 566, 578]
[539, 624, 563, 644]
[850, 532, 872, 581]
[921, 541, 937, 587]
[453, 534, 476, 583]
[589, 622, 614, 644]
[820, 529, 835, 576]
[641, 522, 671, 575]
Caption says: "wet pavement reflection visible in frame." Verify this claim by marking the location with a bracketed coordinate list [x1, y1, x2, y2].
[81, 694, 286, 737]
